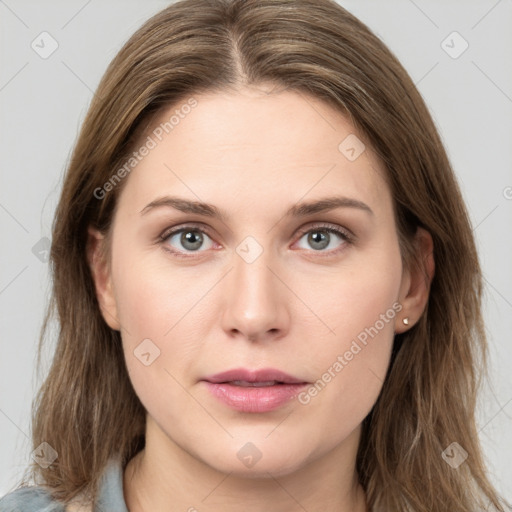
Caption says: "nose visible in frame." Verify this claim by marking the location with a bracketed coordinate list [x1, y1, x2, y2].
[220, 245, 290, 343]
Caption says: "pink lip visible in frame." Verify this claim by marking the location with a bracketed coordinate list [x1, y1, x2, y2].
[202, 368, 308, 413]
[204, 368, 306, 384]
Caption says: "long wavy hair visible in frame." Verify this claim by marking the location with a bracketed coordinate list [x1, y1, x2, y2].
[14, 0, 507, 510]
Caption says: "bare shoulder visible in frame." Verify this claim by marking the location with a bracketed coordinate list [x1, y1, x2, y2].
[64, 492, 93, 512]
[65, 501, 93, 512]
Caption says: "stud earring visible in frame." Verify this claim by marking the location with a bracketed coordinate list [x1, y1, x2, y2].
[403, 317, 409, 325]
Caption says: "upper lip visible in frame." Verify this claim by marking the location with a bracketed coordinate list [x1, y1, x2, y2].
[203, 368, 308, 384]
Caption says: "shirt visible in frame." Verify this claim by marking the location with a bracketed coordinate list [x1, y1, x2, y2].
[0, 457, 129, 512]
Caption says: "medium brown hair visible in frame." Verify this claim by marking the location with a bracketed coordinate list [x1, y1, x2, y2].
[16, 0, 507, 510]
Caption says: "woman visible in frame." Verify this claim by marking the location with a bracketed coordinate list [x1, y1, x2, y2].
[0, 0, 507, 511]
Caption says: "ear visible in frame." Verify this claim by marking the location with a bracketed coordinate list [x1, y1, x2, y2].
[395, 227, 435, 333]
[87, 227, 120, 331]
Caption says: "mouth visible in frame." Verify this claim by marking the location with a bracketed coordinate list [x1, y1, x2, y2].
[203, 367, 308, 385]
[201, 368, 309, 413]
[226, 380, 290, 387]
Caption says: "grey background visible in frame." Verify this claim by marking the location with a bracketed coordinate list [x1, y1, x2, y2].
[1, 0, 511, 501]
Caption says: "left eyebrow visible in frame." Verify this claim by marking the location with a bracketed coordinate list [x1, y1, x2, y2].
[140, 194, 373, 219]
[286, 196, 373, 217]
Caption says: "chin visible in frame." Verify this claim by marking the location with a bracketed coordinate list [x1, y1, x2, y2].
[198, 439, 312, 479]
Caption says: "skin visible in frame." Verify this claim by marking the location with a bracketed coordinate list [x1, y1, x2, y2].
[88, 83, 434, 512]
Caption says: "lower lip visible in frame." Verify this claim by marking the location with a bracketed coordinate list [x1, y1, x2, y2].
[203, 382, 308, 413]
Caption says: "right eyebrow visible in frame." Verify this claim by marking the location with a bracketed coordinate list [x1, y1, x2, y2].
[140, 196, 228, 222]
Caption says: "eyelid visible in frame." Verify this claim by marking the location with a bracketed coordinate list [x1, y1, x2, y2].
[294, 221, 354, 242]
[157, 220, 355, 256]
[157, 222, 218, 258]
[159, 221, 354, 242]
[158, 221, 215, 242]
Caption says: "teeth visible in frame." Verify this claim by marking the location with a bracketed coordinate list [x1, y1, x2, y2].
[230, 380, 280, 387]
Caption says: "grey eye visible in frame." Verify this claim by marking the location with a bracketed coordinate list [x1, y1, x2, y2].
[166, 229, 213, 252]
[296, 228, 346, 252]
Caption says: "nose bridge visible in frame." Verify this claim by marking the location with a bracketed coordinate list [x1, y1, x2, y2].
[221, 236, 288, 340]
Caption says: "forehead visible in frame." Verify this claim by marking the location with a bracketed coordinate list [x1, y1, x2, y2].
[116, 85, 392, 221]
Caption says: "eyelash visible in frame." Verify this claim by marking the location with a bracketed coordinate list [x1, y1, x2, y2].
[157, 222, 354, 258]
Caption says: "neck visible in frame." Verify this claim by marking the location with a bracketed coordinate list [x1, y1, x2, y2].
[123, 418, 367, 512]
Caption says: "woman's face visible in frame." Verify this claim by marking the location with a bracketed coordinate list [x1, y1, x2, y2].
[93, 84, 412, 477]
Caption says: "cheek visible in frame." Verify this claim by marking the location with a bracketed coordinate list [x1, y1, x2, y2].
[114, 267, 170, 345]
[293, 246, 402, 429]
[294, 309, 396, 447]
[112, 247, 205, 341]
[110, 249, 216, 408]
[300, 241, 402, 347]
